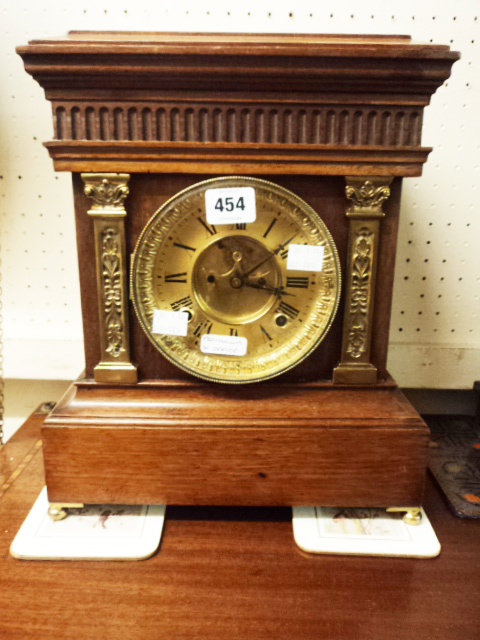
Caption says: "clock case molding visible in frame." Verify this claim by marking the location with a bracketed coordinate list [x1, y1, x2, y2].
[17, 33, 459, 509]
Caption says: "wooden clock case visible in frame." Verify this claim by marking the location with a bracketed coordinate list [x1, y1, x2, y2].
[17, 33, 459, 509]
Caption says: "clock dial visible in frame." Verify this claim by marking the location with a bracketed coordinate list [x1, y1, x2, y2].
[131, 177, 341, 383]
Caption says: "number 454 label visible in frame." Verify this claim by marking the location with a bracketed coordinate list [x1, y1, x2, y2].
[205, 187, 256, 225]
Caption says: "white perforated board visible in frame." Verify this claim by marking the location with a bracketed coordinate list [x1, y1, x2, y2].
[0, 0, 479, 388]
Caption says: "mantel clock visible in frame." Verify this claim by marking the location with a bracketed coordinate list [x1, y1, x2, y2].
[17, 33, 459, 516]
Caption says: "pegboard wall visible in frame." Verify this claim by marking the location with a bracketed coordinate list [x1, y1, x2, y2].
[1, 0, 479, 387]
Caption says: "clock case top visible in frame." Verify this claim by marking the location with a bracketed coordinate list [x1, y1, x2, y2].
[17, 32, 459, 176]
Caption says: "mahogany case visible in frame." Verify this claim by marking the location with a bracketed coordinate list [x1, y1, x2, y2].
[16, 32, 459, 508]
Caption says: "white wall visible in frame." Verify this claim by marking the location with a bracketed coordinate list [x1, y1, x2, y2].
[1, 0, 479, 387]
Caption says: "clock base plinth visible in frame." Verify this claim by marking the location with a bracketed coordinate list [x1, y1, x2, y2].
[42, 380, 429, 508]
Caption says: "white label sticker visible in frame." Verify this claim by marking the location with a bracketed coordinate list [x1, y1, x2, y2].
[152, 309, 189, 337]
[205, 187, 256, 225]
[286, 244, 325, 272]
[200, 334, 248, 357]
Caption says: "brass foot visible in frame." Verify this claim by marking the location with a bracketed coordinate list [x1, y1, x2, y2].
[386, 506, 422, 526]
[48, 502, 84, 521]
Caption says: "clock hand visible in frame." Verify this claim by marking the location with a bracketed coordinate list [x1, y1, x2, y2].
[244, 282, 295, 297]
[244, 232, 299, 277]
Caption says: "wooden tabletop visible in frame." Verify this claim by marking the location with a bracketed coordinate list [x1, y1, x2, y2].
[1, 410, 479, 640]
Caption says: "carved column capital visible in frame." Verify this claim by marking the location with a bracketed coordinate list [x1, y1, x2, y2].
[82, 173, 130, 217]
[345, 177, 392, 218]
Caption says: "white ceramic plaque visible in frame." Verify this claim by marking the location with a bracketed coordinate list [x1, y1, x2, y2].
[152, 309, 189, 337]
[200, 334, 248, 356]
[205, 187, 256, 225]
[10, 487, 166, 561]
[286, 244, 325, 272]
[292, 506, 440, 558]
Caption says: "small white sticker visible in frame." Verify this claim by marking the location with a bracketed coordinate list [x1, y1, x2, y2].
[205, 187, 256, 225]
[286, 244, 325, 272]
[200, 334, 248, 357]
[152, 309, 189, 337]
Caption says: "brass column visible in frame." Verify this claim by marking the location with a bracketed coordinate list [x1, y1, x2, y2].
[82, 173, 137, 384]
[333, 177, 392, 385]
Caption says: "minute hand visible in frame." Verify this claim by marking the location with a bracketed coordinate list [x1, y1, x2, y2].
[244, 233, 298, 277]
[244, 282, 295, 297]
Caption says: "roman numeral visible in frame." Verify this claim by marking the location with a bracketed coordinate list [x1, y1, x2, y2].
[275, 232, 298, 260]
[173, 242, 196, 255]
[229, 328, 238, 336]
[164, 272, 187, 283]
[263, 217, 277, 238]
[197, 217, 217, 236]
[286, 276, 309, 289]
[193, 321, 212, 338]
[170, 296, 193, 312]
[235, 223, 247, 230]
[260, 325, 272, 342]
[277, 301, 300, 320]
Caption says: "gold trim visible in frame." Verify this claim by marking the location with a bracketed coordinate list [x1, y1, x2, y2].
[82, 173, 130, 216]
[48, 502, 85, 521]
[94, 362, 138, 384]
[346, 223, 376, 360]
[387, 507, 422, 526]
[345, 178, 391, 218]
[332, 362, 378, 385]
[82, 173, 137, 384]
[98, 225, 126, 359]
[333, 177, 392, 385]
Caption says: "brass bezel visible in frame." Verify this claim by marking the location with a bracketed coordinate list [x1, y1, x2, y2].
[131, 176, 341, 384]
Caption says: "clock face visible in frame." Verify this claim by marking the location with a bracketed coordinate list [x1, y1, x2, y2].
[131, 177, 341, 383]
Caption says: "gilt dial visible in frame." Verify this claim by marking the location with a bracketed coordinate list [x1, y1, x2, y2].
[131, 177, 341, 383]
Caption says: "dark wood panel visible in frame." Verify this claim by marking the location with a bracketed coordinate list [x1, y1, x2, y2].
[371, 176, 402, 376]
[72, 172, 101, 378]
[49, 108, 427, 147]
[46, 143, 432, 176]
[43, 423, 428, 506]
[73, 173, 399, 382]
[53, 380, 421, 421]
[42, 383, 428, 506]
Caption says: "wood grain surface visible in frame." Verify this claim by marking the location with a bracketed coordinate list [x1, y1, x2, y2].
[42, 382, 429, 507]
[1, 412, 479, 640]
[16, 32, 459, 176]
